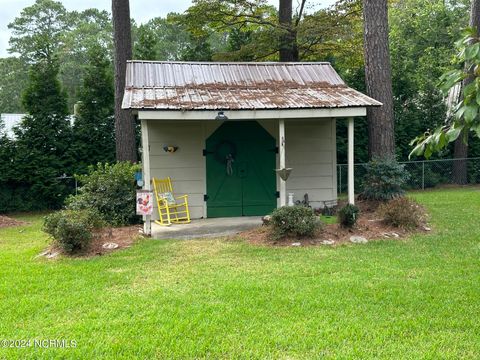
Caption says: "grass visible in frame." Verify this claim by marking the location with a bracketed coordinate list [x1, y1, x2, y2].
[0, 188, 479, 359]
[320, 215, 337, 224]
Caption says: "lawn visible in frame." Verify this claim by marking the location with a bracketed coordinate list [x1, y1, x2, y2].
[0, 189, 479, 359]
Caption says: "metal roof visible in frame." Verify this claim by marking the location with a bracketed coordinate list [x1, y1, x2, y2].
[122, 61, 382, 111]
[1, 113, 75, 139]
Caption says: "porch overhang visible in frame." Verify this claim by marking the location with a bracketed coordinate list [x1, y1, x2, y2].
[129, 61, 376, 234]
[136, 107, 367, 121]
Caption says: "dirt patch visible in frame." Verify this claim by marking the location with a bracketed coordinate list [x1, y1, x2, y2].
[41, 225, 144, 259]
[0, 215, 27, 228]
[87, 226, 144, 257]
[238, 200, 430, 247]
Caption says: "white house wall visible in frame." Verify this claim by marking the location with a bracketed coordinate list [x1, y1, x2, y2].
[284, 119, 337, 208]
[148, 121, 207, 220]
[146, 118, 337, 220]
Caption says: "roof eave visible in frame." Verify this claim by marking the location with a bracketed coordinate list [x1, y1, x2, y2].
[135, 107, 370, 120]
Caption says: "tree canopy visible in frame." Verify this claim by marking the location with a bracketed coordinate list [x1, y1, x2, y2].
[8, 0, 70, 63]
[1, 0, 479, 211]
[411, 26, 480, 158]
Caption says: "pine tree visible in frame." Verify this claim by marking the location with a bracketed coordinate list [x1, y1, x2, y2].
[279, 0, 299, 61]
[112, 0, 137, 162]
[134, 24, 157, 60]
[72, 44, 115, 174]
[0, 130, 17, 212]
[13, 60, 73, 209]
[363, 0, 395, 158]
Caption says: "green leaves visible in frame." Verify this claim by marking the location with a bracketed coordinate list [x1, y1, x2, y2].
[412, 26, 480, 159]
[475, 88, 480, 105]
[67, 162, 141, 226]
[360, 156, 409, 201]
[8, 0, 70, 63]
[473, 123, 480, 138]
[446, 124, 464, 142]
[465, 42, 480, 60]
[439, 70, 464, 94]
[463, 104, 478, 123]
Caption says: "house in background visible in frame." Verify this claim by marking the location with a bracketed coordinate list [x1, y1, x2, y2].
[121, 61, 381, 233]
[0, 114, 25, 139]
[1, 113, 75, 139]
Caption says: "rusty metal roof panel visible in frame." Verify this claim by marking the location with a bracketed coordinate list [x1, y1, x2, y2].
[123, 61, 382, 110]
[125, 86, 381, 110]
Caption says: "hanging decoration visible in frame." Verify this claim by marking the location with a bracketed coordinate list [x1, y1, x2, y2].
[214, 140, 237, 164]
[226, 154, 235, 176]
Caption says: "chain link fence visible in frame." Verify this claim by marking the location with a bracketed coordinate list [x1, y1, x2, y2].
[54, 175, 78, 196]
[337, 157, 480, 194]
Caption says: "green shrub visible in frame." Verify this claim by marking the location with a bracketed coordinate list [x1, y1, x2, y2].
[270, 206, 322, 239]
[377, 197, 426, 230]
[67, 162, 140, 226]
[338, 204, 360, 228]
[44, 209, 105, 254]
[360, 156, 410, 201]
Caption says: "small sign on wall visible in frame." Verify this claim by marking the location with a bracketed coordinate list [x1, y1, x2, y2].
[136, 190, 153, 216]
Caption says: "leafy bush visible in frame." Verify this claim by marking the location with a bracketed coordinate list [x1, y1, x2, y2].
[338, 204, 360, 228]
[360, 156, 410, 201]
[44, 209, 105, 254]
[67, 162, 140, 226]
[377, 197, 426, 230]
[270, 206, 322, 239]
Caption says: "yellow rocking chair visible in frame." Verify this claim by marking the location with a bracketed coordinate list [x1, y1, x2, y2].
[152, 177, 191, 226]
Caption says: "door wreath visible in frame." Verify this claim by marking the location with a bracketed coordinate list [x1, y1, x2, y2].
[214, 140, 237, 164]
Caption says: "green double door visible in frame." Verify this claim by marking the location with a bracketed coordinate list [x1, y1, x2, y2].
[206, 121, 277, 218]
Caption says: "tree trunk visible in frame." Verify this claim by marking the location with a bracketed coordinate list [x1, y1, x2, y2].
[279, 0, 298, 61]
[453, 0, 480, 184]
[363, 0, 395, 158]
[112, 0, 137, 162]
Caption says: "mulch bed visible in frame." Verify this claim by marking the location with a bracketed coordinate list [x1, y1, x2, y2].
[87, 226, 144, 257]
[0, 215, 27, 228]
[238, 200, 430, 247]
[41, 225, 144, 259]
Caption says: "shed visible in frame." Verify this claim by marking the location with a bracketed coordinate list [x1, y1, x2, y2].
[122, 61, 381, 233]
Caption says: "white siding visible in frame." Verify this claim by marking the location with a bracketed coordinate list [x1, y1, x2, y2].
[148, 121, 206, 219]
[284, 119, 337, 208]
[145, 118, 337, 220]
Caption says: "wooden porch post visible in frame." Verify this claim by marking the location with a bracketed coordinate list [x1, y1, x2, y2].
[141, 119, 152, 235]
[348, 117, 355, 205]
[279, 119, 286, 207]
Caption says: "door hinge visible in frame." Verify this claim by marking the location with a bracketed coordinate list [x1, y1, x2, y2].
[203, 149, 214, 156]
[275, 191, 280, 198]
[204, 194, 209, 201]
[269, 147, 279, 154]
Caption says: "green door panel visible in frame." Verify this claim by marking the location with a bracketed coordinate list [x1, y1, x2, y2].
[206, 121, 276, 218]
[242, 139, 276, 216]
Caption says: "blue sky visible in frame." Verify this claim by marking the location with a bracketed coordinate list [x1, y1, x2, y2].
[0, 0, 336, 57]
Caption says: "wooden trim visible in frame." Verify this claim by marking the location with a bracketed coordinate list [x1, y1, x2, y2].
[279, 119, 286, 207]
[331, 118, 337, 201]
[348, 117, 355, 205]
[138, 107, 367, 121]
[141, 119, 152, 235]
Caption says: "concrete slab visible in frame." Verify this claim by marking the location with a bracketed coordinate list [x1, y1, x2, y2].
[151, 217, 262, 240]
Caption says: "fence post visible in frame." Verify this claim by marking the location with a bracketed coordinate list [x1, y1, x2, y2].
[339, 165, 342, 194]
[422, 161, 425, 190]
